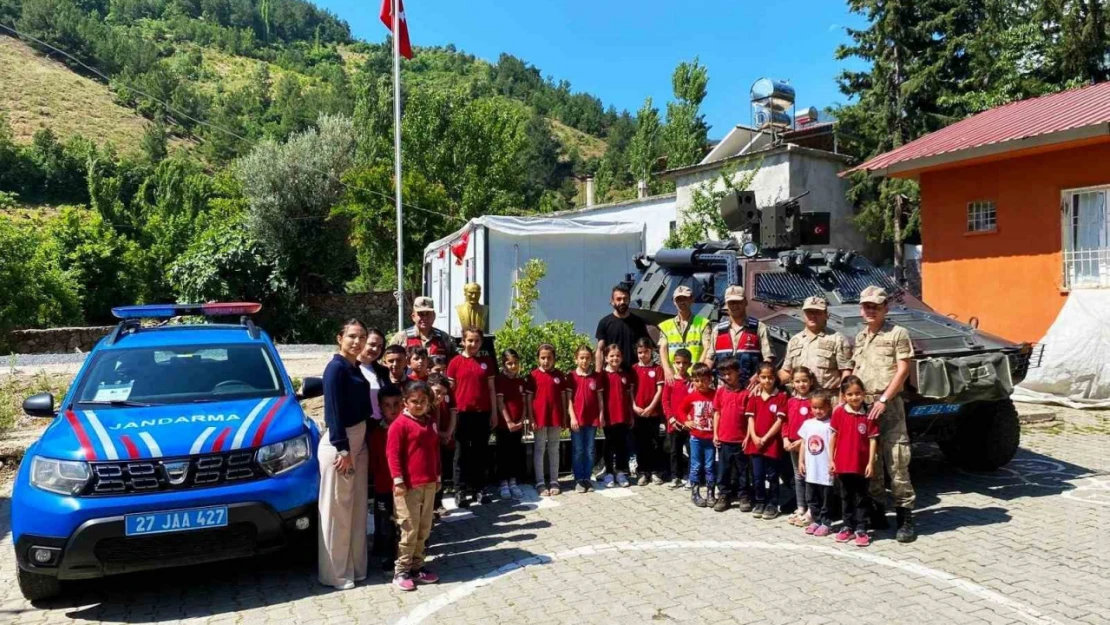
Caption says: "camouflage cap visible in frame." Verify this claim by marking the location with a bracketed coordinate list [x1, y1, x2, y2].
[802, 296, 828, 311]
[724, 285, 746, 303]
[673, 285, 693, 299]
[413, 296, 435, 313]
[859, 286, 889, 305]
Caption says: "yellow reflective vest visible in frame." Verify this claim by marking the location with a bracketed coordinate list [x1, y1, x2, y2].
[659, 314, 710, 365]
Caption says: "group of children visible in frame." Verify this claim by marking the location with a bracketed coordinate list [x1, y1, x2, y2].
[372, 327, 885, 594]
[672, 354, 881, 547]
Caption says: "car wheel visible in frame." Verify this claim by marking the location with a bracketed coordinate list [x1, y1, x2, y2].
[18, 567, 61, 602]
[937, 400, 1020, 471]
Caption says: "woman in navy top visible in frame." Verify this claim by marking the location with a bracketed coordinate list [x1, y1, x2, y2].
[319, 319, 372, 590]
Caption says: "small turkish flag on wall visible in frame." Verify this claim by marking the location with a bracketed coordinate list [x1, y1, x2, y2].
[380, 0, 413, 59]
[451, 231, 470, 265]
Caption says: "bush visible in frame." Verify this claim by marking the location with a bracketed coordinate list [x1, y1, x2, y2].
[494, 259, 590, 373]
[0, 217, 82, 345]
[45, 207, 142, 324]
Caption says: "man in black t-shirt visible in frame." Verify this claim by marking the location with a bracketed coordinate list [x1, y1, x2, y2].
[595, 284, 653, 372]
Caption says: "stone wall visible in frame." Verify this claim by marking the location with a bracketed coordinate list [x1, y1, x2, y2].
[8, 326, 115, 354]
[305, 291, 417, 334]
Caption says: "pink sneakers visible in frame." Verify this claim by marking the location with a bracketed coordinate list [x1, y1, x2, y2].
[854, 532, 871, 547]
[835, 528, 853, 543]
[805, 523, 819, 535]
[413, 568, 439, 584]
[393, 573, 416, 591]
[814, 525, 831, 537]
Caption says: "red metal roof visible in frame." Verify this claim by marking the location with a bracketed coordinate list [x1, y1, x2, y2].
[850, 81, 1110, 176]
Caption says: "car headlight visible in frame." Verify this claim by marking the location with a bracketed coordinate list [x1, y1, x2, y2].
[256, 434, 311, 476]
[31, 456, 91, 496]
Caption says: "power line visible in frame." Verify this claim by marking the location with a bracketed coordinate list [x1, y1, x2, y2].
[0, 23, 467, 224]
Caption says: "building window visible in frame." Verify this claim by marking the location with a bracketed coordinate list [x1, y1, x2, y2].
[669, 220, 677, 233]
[967, 201, 997, 233]
[1062, 186, 1110, 289]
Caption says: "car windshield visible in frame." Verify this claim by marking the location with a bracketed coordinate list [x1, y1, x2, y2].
[74, 345, 284, 407]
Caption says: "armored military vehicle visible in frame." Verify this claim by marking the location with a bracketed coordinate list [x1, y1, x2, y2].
[626, 191, 1040, 471]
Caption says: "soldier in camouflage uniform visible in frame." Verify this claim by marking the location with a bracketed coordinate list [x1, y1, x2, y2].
[852, 286, 917, 543]
[778, 296, 853, 391]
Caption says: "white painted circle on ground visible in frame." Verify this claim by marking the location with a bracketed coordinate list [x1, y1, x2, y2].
[402, 540, 1062, 625]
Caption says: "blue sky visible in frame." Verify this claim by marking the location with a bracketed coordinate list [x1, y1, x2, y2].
[316, 0, 869, 139]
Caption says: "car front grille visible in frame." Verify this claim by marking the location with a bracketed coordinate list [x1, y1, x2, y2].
[94, 524, 258, 573]
[86, 450, 265, 496]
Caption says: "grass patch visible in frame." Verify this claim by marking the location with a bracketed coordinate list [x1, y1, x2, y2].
[549, 118, 607, 162]
[0, 35, 149, 152]
[0, 370, 70, 432]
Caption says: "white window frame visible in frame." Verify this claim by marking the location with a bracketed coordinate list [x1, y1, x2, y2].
[1061, 185, 1110, 289]
[966, 200, 997, 233]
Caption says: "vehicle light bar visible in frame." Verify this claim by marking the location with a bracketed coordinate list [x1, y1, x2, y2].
[111, 303, 262, 319]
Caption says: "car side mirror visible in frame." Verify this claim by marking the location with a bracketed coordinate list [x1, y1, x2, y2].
[298, 377, 324, 401]
[23, 392, 57, 418]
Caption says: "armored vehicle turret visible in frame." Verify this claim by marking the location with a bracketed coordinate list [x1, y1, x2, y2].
[626, 191, 1040, 471]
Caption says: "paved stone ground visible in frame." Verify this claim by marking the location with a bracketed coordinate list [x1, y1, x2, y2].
[1, 409, 1108, 625]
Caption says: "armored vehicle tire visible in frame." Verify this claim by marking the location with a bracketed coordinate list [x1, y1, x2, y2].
[18, 567, 61, 602]
[937, 400, 1021, 471]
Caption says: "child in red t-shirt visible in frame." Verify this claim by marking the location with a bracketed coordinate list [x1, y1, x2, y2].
[680, 363, 717, 507]
[712, 358, 750, 512]
[495, 349, 528, 501]
[369, 385, 403, 572]
[631, 337, 665, 486]
[567, 345, 604, 492]
[407, 346, 430, 383]
[602, 345, 635, 488]
[784, 367, 814, 526]
[529, 344, 566, 496]
[387, 382, 442, 590]
[663, 348, 693, 488]
[831, 376, 879, 547]
[445, 328, 496, 507]
[427, 373, 455, 517]
[744, 362, 787, 519]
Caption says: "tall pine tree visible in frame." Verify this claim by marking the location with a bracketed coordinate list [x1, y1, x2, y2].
[834, 0, 980, 269]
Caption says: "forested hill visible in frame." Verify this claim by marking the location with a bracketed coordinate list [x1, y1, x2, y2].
[0, 0, 629, 201]
[1, 0, 689, 344]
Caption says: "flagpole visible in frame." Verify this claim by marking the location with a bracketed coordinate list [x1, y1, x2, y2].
[392, 0, 404, 333]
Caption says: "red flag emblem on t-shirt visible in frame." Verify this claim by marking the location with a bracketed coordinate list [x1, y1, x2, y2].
[379, 0, 413, 59]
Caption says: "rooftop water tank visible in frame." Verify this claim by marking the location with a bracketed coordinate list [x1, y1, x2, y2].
[754, 107, 792, 130]
[750, 79, 796, 108]
[796, 106, 819, 126]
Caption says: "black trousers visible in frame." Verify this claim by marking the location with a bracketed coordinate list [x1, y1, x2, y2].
[603, 423, 631, 475]
[668, 430, 690, 480]
[371, 492, 397, 562]
[840, 474, 872, 532]
[805, 482, 835, 526]
[716, 442, 750, 499]
[455, 411, 491, 494]
[632, 417, 664, 475]
[751, 454, 780, 504]
[494, 428, 525, 482]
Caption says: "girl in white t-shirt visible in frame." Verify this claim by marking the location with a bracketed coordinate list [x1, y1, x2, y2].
[797, 390, 835, 536]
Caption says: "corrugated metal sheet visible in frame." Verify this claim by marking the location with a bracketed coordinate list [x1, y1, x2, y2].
[851, 81, 1110, 174]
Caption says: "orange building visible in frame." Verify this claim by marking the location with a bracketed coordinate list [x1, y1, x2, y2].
[851, 82, 1110, 343]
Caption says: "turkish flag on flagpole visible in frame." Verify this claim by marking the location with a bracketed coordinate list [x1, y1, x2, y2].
[380, 0, 413, 59]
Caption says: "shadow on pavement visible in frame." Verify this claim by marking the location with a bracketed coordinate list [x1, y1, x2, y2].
[910, 441, 1099, 508]
[858, 441, 1101, 539]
